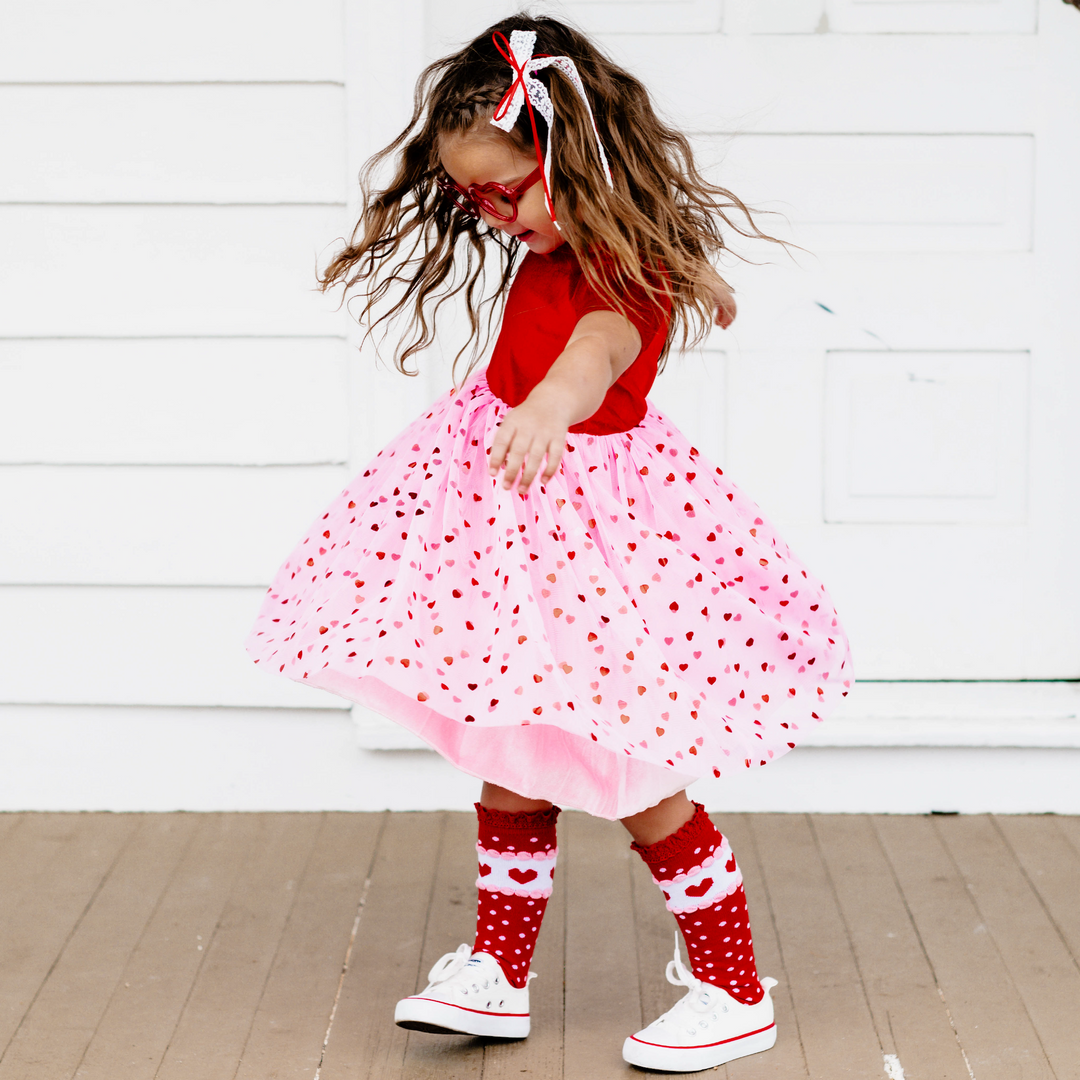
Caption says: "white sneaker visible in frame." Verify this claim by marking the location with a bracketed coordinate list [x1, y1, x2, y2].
[623, 937, 778, 1072]
[394, 944, 533, 1039]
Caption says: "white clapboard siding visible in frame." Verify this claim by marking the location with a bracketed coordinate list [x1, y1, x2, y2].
[0, 338, 349, 465]
[726, 255, 1034, 354]
[700, 134, 1034, 254]
[826, 0, 1036, 35]
[645, 347, 726, 467]
[617, 34, 1036, 133]
[0, 0, 344, 82]
[0, 465, 349, 586]
[427, 0, 723, 41]
[0, 86, 346, 205]
[0, 586, 342, 708]
[780, 522, 1064, 680]
[0, 705, 360, 813]
[824, 352, 1029, 524]
[565, 0, 722, 33]
[723, 0, 824, 34]
[721, 350, 826, 527]
[0, 206, 347, 337]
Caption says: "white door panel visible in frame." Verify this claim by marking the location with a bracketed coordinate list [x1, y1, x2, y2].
[824, 352, 1030, 524]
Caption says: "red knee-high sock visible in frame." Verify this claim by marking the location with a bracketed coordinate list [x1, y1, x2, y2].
[633, 802, 764, 1004]
[474, 803, 560, 989]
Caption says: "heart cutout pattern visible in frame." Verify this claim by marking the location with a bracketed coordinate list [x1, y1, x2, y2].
[684, 876, 714, 898]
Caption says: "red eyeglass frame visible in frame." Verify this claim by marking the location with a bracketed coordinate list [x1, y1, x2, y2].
[436, 166, 543, 223]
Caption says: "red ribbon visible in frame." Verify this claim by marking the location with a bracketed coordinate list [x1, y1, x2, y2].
[490, 31, 559, 225]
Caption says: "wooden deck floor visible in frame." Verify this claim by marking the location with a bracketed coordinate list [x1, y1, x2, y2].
[1, 811, 1078, 1080]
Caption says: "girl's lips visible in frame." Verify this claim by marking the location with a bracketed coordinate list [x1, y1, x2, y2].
[516, 230, 535, 242]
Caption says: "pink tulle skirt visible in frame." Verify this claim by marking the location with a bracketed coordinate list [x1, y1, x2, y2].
[246, 369, 852, 819]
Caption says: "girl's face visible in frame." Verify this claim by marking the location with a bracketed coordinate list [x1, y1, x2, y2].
[439, 130, 563, 255]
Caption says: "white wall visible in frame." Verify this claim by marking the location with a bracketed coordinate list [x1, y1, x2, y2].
[2, 0, 1078, 813]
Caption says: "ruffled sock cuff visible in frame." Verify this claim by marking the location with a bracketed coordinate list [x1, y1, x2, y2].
[474, 802, 562, 833]
[630, 801, 717, 865]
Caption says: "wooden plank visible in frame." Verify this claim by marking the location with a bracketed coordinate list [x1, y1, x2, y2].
[936, 815, 1080, 1080]
[0, 339, 348, 467]
[0, 814, 138, 1056]
[0, 815, 197, 1080]
[1055, 814, 1080, 860]
[235, 813, 384, 1080]
[748, 814, 883, 1079]
[317, 812, 442, 1080]
[0, 0, 344, 82]
[0, 587, 345, 708]
[400, 811, 484, 1080]
[0, 206, 346, 337]
[721, 813, 810, 1080]
[0, 814, 24, 858]
[0, 85, 345, 205]
[629, 831, 681, 1038]
[74, 814, 266, 1080]
[812, 814, 972, 1080]
[154, 814, 323, 1080]
[0, 464, 349, 586]
[482, 813, 566, 1080]
[562, 811, 640, 1080]
[873, 815, 1054, 1080]
[996, 816, 1080, 962]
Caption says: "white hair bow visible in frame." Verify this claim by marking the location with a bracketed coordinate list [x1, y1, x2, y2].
[489, 29, 615, 230]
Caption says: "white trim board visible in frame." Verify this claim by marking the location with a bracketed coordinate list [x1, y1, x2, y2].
[354, 681, 1080, 751]
[2, 703, 1077, 814]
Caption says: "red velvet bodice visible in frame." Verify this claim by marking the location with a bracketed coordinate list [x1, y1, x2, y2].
[485, 245, 670, 435]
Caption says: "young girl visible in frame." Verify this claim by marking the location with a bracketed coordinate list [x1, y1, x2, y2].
[246, 14, 851, 1072]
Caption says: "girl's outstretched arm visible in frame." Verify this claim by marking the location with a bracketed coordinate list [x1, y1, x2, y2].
[488, 310, 641, 491]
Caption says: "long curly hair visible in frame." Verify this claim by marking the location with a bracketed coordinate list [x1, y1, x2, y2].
[321, 12, 778, 378]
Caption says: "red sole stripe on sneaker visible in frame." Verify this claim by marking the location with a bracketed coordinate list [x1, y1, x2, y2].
[410, 997, 529, 1018]
[629, 1020, 775, 1050]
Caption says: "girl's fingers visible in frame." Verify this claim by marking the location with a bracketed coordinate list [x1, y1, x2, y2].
[488, 424, 511, 474]
[500, 435, 528, 489]
[490, 417, 566, 490]
[540, 441, 562, 482]
[514, 438, 547, 491]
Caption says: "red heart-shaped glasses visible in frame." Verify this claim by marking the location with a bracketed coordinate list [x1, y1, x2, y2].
[435, 166, 543, 223]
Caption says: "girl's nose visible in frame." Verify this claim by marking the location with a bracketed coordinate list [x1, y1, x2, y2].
[478, 209, 508, 232]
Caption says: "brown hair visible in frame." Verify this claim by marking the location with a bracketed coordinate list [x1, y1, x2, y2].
[320, 12, 778, 377]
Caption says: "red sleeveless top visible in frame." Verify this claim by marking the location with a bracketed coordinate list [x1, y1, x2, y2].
[485, 244, 670, 435]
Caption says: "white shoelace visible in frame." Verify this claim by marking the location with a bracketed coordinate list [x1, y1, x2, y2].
[665, 934, 729, 1015]
[426, 943, 473, 986]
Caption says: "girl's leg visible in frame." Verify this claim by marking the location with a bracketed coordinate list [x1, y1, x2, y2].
[480, 781, 554, 814]
[620, 789, 695, 847]
[622, 792, 763, 1004]
[474, 783, 560, 988]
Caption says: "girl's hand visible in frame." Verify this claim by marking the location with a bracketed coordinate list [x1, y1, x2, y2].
[706, 269, 737, 329]
[488, 388, 572, 491]
[488, 310, 639, 492]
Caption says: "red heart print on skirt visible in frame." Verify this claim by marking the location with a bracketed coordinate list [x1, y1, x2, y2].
[478, 863, 492, 877]
[508, 867, 539, 885]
